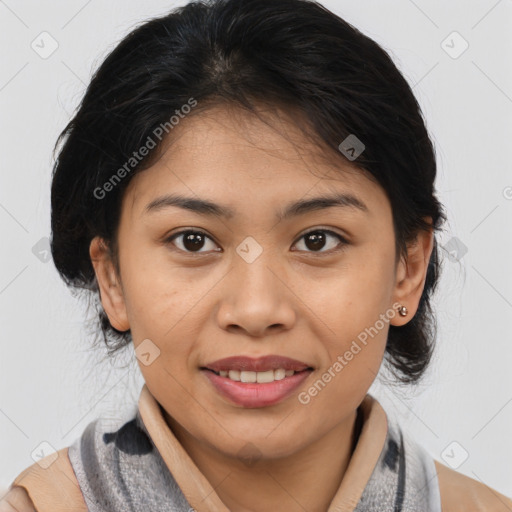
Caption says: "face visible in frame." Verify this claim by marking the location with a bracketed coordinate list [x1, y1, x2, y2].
[91, 104, 433, 463]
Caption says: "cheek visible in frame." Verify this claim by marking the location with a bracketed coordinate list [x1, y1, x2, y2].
[122, 270, 178, 337]
[304, 248, 393, 375]
[118, 242, 189, 331]
[300, 305, 390, 412]
[119, 245, 214, 376]
[307, 252, 394, 326]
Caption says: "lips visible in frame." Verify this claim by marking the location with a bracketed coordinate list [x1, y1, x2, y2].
[200, 355, 314, 408]
[203, 355, 313, 373]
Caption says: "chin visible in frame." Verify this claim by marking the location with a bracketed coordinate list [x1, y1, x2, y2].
[205, 429, 307, 463]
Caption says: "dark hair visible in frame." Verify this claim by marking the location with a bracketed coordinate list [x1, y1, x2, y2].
[50, 0, 447, 385]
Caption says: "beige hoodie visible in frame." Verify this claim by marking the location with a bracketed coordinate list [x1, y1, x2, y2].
[2, 384, 511, 512]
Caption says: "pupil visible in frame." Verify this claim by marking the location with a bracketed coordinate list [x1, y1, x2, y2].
[181, 232, 327, 252]
[184, 232, 205, 251]
[306, 231, 325, 251]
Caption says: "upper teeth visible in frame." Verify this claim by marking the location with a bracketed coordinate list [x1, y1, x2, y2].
[218, 369, 295, 383]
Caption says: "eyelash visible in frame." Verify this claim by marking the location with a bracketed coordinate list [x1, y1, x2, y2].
[164, 228, 349, 256]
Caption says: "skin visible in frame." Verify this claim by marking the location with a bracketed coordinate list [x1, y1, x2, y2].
[90, 104, 433, 512]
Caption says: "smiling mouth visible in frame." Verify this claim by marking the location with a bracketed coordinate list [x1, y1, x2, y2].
[201, 367, 313, 384]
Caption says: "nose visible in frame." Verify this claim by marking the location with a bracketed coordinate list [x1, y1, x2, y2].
[215, 255, 297, 338]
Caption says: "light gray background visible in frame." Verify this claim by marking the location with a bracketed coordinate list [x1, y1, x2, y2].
[1, 0, 511, 499]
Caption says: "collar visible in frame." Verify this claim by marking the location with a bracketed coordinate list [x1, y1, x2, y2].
[137, 383, 388, 512]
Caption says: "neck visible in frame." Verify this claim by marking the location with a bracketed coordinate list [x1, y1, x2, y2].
[164, 406, 363, 512]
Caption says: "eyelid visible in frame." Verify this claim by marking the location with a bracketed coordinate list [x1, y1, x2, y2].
[164, 228, 220, 254]
[164, 226, 349, 254]
[294, 226, 349, 244]
[291, 227, 349, 254]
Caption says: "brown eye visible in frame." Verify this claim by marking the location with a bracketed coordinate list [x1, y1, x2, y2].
[292, 229, 348, 254]
[166, 230, 220, 253]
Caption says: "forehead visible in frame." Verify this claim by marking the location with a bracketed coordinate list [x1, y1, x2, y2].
[153, 104, 361, 175]
[123, 104, 385, 217]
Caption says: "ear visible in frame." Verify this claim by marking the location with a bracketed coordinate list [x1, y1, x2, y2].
[89, 236, 130, 332]
[390, 218, 434, 326]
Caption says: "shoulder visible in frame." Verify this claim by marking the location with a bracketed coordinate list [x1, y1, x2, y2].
[0, 486, 36, 512]
[435, 459, 512, 511]
[1, 446, 87, 512]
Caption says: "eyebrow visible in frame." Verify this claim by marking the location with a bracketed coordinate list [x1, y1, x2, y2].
[143, 192, 369, 220]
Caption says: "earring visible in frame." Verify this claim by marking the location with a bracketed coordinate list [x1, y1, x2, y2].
[398, 305, 408, 317]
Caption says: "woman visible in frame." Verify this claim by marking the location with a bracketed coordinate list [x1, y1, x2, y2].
[2, 0, 511, 510]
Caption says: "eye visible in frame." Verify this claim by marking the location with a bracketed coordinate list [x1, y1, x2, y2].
[164, 228, 348, 255]
[292, 229, 348, 254]
[165, 230, 221, 254]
